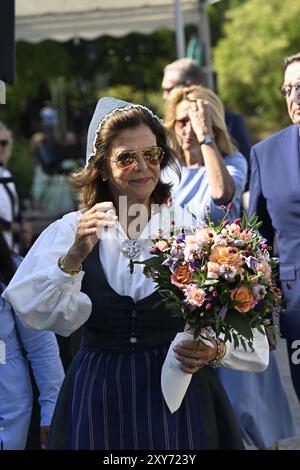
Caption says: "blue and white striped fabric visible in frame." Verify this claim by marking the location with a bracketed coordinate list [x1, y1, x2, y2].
[65, 345, 206, 450]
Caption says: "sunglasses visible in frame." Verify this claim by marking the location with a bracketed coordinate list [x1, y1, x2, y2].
[0, 140, 9, 147]
[110, 146, 164, 169]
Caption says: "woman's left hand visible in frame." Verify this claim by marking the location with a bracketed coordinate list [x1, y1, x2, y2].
[173, 338, 217, 374]
[188, 99, 214, 144]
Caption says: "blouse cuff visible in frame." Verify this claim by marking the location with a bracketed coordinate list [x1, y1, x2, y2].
[47, 264, 85, 291]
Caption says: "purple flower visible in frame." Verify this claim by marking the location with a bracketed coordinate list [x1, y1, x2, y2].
[177, 234, 186, 243]
[162, 257, 175, 269]
[254, 300, 264, 312]
[190, 260, 201, 270]
[245, 256, 259, 272]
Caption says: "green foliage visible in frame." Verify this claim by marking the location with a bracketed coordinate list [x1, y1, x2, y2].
[7, 139, 34, 202]
[0, 41, 71, 132]
[213, 0, 300, 140]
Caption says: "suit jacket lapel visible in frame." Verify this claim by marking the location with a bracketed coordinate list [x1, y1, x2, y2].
[278, 125, 300, 195]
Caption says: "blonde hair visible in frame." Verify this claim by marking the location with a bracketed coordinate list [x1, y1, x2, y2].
[164, 85, 237, 159]
[69, 106, 180, 210]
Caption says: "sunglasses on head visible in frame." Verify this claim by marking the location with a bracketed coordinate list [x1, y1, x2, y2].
[110, 146, 164, 169]
[0, 140, 9, 147]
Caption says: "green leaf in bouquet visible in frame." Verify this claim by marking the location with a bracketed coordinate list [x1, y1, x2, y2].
[232, 332, 240, 349]
[135, 256, 164, 270]
[256, 323, 266, 337]
[223, 329, 232, 343]
[224, 310, 253, 341]
[240, 337, 248, 352]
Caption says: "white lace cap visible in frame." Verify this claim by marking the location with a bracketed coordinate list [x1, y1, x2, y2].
[86, 97, 162, 165]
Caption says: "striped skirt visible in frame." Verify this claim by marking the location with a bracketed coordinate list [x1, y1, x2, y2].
[47, 345, 244, 450]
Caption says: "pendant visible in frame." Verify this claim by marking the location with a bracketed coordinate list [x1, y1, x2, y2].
[121, 239, 142, 260]
[121, 239, 143, 274]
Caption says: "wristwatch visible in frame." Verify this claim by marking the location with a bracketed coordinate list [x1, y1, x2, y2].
[199, 135, 215, 146]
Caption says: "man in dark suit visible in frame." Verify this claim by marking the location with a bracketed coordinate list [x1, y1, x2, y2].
[161, 58, 251, 182]
[249, 52, 300, 401]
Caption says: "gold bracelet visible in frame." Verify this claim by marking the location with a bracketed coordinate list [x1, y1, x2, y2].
[58, 256, 82, 276]
[210, 339, 227, 367]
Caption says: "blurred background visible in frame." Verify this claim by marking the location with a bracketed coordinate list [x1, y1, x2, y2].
[1, 0, 300, 226]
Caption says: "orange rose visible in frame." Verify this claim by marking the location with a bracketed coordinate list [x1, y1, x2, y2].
[171, 263, 193, 287]
[209, 245, 243, 269]
[231, 285, 256, 313]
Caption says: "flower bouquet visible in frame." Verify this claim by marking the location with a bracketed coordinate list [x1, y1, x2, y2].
[142, 205, 281, 348]
[138, 205, 282, 412]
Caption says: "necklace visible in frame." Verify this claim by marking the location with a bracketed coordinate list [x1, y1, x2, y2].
[121, 239, 143, 274]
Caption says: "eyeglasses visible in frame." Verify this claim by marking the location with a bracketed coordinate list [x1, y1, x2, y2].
[0, 140, 9, 147]
[110, 146, 164, 169]
[280, 81, 300, 97]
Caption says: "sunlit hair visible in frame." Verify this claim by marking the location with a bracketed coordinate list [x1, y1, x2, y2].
[69, 106, 181, 209]
[164, 85, 237, 161]
[0, 121, 13, 164]
[283, 52, 300, 70]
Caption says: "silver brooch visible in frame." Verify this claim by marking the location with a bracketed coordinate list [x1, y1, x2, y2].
[121, 239, 143, 260]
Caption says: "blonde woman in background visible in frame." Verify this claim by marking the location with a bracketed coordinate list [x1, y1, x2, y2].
[163, 85, 246, 222]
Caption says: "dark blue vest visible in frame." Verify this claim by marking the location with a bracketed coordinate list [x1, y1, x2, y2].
[81, 242, 184, 351]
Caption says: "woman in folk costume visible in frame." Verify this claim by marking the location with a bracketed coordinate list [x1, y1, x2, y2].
[3, 97, 269, 450]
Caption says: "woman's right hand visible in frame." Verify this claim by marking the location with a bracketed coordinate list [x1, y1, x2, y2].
[64, 202, 118, 268]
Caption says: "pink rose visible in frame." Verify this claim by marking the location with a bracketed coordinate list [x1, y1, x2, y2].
[256, 261, 272, 283]
[197, 228, 216, 244]
[207, 261, 220, 279]
[185, 286, 206, 307]
[155, 240, 169, 252]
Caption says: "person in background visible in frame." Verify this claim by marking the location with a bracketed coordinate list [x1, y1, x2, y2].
[164, 85, 246, 222]
[30, 132, 77, 215]
[165, 85, 296, 449]
[0, 121, 32, 255]
[0, 229, 64, 450]
[39, 100, 58, 141]
[249, 52, 300, 404]
[162, 58, 251, 186]
[3, 97, 269, 450]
